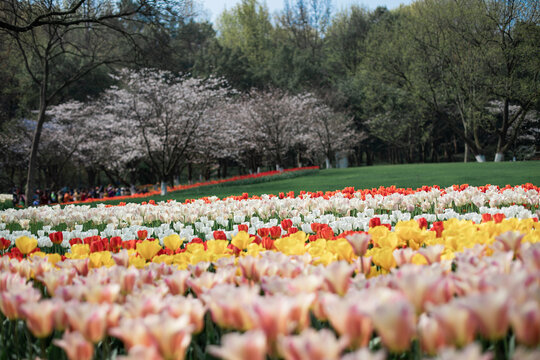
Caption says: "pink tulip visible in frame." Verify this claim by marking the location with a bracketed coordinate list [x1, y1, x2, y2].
[188, 261, 211, 277]
[277, 328, 348, 360]
[117, 345, 164, 360]
[458, 290, 510, 340]
[393, 248, 415, 266]
[430, 302, 477, 347]
[372, 299, 416, 353]
[143, 314, 193, 360]
[109, 318, 156, 351]
[164, 295, 206, 333]
[54, 331, 94, 360]
[355, 256, 372, 276]
[37, 268, 76, 296]
[418, 244, 445, 264]
[510, 300, 540, 347]
[433, 343, 492, 360]
[324, 295, 373, 349]
[392, 265, 442, 313]
[251, 294, 312, 343]
[112, 249, 130, 267]
[345, 233, 371, 257]
[417, 314, 447, 355]
[238, 256, 278, 283]
[20, 300, 58, 338]
[208, 330, 267, 360]
[322, 261, 354, 296]
[0, 287, 41, 319]
[201, 284, 258, 330]
[341, 348, 386, 360]
[163, 271, 191, 295]
[0, 272, 27, 292]
[64, 302, 109, 343]
[83, 282, 121, 304]
[493, 231, 524, 254]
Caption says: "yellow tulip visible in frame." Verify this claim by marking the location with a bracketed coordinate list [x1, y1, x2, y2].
[15, 236, 37, 255]
[46, 253, 62, 264]
[274, 235, 305, 255]
[89, 252, 104, 268]
[327, 238, 355, 262]
[246, 243, 264, 257]
[163, 234, 182, 251]
[153, 254, 174, 265]
[70, 244, 90, 257]
[231, 231, 253, 250]
[206, 240, 229, 254]
[371, 247, 396, 271]
[312, 252, 336, 266]
[136, 240, 162, 261]
[30, 251, 46, 259]
[129, 256, 147, 269]
[186, 243, 204, 253]
[190, 250, 210, 264]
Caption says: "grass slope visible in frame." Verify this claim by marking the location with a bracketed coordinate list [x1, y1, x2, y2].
[99, 161, 540, 205]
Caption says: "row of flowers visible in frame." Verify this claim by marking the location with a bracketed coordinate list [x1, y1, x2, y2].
[0, 225, 539, 359]
[0, 204, 537, 255]
[60, 166, 320, 205]
[2, 214, 539, 268]
[1, 184, 538, 231]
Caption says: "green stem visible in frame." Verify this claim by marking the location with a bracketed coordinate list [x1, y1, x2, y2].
[493, 338, 506, 360]
[41, 337, 47, 359]
[14, 320, 20, 360]
[103, 336, 111, 359]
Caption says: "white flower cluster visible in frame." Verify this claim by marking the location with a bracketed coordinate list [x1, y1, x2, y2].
[0, 186, 538, 230]
[0, 205, 537, 251]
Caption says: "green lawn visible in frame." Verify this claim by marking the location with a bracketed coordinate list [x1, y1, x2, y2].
[97, 161, 540, 205]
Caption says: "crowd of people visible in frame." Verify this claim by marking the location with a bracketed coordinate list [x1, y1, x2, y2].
[11, 185, 151, 206]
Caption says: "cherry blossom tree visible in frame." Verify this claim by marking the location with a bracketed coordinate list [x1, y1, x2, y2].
[238, 88, 313, 171]
[103, 69, 231, 195]
[303, 97, 363, 168]
[47, 100, 143, 189]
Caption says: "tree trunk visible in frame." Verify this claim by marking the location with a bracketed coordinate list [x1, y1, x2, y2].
[366, 149, 373, 166]
[325, 157, 331, 169]
[187, 163, 193, 184]
[475, 155, 486, 162]
[160, 180, 167, 196]
[25, 83, 48, 206]
[464, 143, 469, 163]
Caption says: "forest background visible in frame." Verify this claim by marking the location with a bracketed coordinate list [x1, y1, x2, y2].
[0, 0, 538, 201]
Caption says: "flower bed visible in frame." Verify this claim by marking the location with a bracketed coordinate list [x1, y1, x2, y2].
[60, 166, 319, 205]
[0, 184, 539, 359]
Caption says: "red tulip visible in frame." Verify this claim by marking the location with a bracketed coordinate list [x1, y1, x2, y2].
[69, 238, 82, 246]
[0, 237, 10, 251]
[269, 226, 282, 239]
[213, 231, 227, 240]
[369, 217, 381, 228]
[49, 231, 64, 245]
[257, 228, 270, 237]
[416, 217, 428, 229]
[493, 213, 505, 223]
[281, 219, 293, 231]
[481, 213, 492, 223]
[137, 230, 148, 241]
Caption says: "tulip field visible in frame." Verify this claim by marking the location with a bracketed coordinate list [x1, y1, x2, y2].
[0, 183, 539, 359]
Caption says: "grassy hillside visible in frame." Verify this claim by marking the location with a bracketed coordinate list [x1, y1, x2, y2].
[96, 161, 540, 205]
